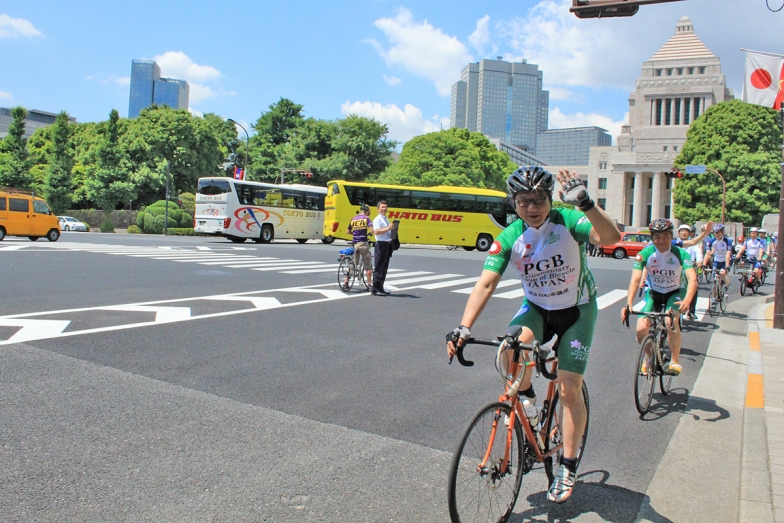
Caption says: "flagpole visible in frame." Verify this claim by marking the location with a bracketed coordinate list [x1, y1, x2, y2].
[741, 48, 784, 59]
[776, 101, 784, 329]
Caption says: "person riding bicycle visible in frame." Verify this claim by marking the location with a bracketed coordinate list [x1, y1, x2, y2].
[621, 219, 697, 376]
[446, 166, 620, 504]
[736, 227, 764, 284]
[681, 225, 703, 320]
[759, 229, 771, 271]
[709, 224, 732, 297]
[345, 204, 374, 290]
[701, 224, 715, 271]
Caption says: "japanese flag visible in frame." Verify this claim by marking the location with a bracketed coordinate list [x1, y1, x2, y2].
[742, 50, 784, 109]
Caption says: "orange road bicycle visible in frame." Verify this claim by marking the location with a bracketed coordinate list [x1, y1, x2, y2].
[446, 327, 589, 523]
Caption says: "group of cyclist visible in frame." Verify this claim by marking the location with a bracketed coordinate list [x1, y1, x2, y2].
[445, 163, 776, 507]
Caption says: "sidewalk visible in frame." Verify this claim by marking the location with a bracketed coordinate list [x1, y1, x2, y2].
[740, 298, 783, 522]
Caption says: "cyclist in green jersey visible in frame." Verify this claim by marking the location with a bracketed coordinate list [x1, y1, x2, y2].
[446, 166, 620, 503]
[621, 218, 697, 376]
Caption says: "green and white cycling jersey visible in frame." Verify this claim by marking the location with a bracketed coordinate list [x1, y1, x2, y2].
[633, 244, 693, 293]
[483, 208, 596, 310]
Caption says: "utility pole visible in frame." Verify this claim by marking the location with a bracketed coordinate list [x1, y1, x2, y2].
[228, 119, 250, 179]
[775, 102, 784, 329]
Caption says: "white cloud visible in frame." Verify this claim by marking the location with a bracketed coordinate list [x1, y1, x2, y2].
[341, 100, 444, 144]
[546, 86, 580, 102]
[383, 74, 402, 86]
[0, 14, 41, 38]
[0, 90, 13, 99]
[114, 77, 130, 86]
[188, 107, 203, 118]
[369, 8, 473, 96]
[188, 83, 214, 103]
[468, 15, 497, 57]
[548, 107, 628, 144]
[153, 51, 221, 82]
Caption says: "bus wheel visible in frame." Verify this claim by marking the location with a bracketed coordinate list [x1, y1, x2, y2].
[475, 234, 493, 252]
[462, 246, 475, 251]
[322, 236, 335, 244]
[229, 237, 247, 243]
[260, 224, 274, 244]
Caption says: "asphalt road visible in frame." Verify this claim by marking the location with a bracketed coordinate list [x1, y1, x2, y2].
[0, 232, 727, 522]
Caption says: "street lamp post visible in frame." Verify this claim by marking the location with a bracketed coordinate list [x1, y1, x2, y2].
[707, 168, 727, 224]
[228, 119, 250, 179]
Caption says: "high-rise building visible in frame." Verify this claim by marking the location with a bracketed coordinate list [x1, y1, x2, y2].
[450, 58, 549, 152]
[0, 108, 77, 139]
[128, 59, 189, 118]
[536, 127, 612, 165]
[584, 16, 733, 227]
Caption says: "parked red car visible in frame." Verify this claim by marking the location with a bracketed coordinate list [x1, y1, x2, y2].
[600, 232, 651, 259]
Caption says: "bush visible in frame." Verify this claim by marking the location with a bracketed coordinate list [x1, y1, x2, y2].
[167, 228, 195, 236]
[137, 200, 189, 233]
[180, 212, 193, 228]
[136, 212, 145, 230]
[100, 219, 115, 233]
[127, 225, 141, 234]
[146, 214, 166, 234]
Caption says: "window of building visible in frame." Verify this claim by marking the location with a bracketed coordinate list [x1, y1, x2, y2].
[648, 177, 653, 189]
[597, 198, 606, 210]
[699, 67, 706, 74]
[655, 99, 663, 126]
[673, 145, 678, 152]
[665, 98, 672, 125]
[599, 161, 608, 170]
[666, 69, 673, 76]
[688, 67, 694, 75]
[630, 177, 635, 189]
[655, 69, 662, 77]
[598, 178, 607, 190]
[665, 204, 671, 218]
[663, 146, 668, 151]
[684, 98, 691, 125]
[676, 68, 683, 75]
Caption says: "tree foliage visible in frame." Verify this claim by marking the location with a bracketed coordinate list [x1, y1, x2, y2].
[377, 128, 515, 191]
[0, 106, 33, 189]
[45, 112, 74, 214]
[674, 100, 782, 226]
[86, 109, 135, 212]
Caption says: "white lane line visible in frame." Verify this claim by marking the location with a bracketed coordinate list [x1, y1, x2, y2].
[409, 277, 481, 290]
[251, 263, 327, 272]
[452, 279, 519, 294]
[0, 245, 31, 251]
[694, 296, 709, 321]
[596, 289, 628, 310]
[101, 305, 192, 323]
[493, 287, 526, 299]
[223, 259, 301, 268]
[173, 257, 261, 263]
[281, 267, 341, 274]
[385, 274, 462, 288]
[210, 295, 282, 310]
[384, 271, 432, 279]
[0, 319, 71, 343]
[198, 258, 272, 265]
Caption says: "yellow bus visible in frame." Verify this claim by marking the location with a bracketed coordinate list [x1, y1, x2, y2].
[323, 180, 517, 251]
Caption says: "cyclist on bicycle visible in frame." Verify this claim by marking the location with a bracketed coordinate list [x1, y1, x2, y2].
[759, 229, 771, 272]
[736, 227, 764, 284]
[708, 224, 732, 293]
[621, 219, 697, 376]
[346, 204, 374, 289]
[446, 166, 621, 503]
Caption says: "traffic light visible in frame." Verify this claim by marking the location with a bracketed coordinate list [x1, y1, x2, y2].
[570, 0, 684, 19]
[665, 170, 683, 180]
[306, 171, 313, 179]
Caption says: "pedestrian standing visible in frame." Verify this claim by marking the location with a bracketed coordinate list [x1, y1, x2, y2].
[372, 201, 395, 296]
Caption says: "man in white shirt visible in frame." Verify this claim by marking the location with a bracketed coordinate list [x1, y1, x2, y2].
[372, 201, 396, 296]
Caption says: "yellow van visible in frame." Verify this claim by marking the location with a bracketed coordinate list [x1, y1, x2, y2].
[0, 188, 61, 242]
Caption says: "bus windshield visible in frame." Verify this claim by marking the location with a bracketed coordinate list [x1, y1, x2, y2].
[197, 179, 232, 195]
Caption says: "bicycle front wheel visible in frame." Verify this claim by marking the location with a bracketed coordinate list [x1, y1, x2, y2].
[544, 381, 590, 485]
[337, 257, 355, 292]
[659, 340, 673, 395]
[448, 401, 525, 523]
[719, 286, 728, 312]
[705, 269, 714, 283]
[635, 335, 656, 414]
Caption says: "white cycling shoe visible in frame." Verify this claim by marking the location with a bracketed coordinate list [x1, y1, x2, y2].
[547, 464, 576, 503]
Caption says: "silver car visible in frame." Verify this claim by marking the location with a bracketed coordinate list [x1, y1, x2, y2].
[58, 216, 88, 232]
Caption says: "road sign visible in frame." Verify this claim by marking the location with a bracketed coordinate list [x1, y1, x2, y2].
[685, 164, 707, 174]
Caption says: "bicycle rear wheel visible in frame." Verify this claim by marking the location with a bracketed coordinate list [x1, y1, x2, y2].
[635, 335, 656, 414]
[543, 381, 590, 485]
[448, 401, 525, 523]
[719, 286, 728, 312]
[740, 276, 747, 296]
[705, 269, 714, 283]
[337, 257, 355, 292]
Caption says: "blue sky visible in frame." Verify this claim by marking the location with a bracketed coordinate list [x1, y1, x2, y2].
[1, 0, 780, 145]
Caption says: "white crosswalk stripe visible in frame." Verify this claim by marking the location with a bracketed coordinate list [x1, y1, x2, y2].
[596, 289, 627, 310]
[451, 279, 519, 295]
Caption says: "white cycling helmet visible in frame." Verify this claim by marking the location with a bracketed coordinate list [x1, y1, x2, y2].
[750, 227, 759, 233]
[678, 224, 691, 231]
[760, 228, 767, 234]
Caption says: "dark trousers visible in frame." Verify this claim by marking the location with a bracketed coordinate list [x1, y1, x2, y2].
[373, 241, 393, 291]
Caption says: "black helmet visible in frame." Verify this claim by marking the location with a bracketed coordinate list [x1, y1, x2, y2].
[649, 218, 674, 233]
[507, 166, 554, 197]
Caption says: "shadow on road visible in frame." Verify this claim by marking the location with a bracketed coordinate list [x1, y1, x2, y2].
[510, 470, 673, 523]
[640, 388, 730, 423]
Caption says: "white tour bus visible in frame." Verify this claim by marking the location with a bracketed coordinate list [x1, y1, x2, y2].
[194, 177, 332, 244]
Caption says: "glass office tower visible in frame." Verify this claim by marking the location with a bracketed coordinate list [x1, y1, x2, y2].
[128, 59, 189, 118]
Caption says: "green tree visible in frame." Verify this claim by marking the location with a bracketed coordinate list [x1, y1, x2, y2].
[0, 106, 33, 189]
[45, 112, 74, 214]
[674, 100, 782, 226]
[86, 109, 135, 214]
[253, 98, 304, 146]
[379, 128, 515, 190]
